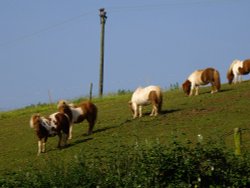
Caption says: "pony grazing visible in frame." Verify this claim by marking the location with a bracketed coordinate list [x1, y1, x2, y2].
[57, 100, 98, 139]
[129, 85, 163, 119]
[182, 67, 221, 96]
[227, 59, 250, 84]
[29, 112, 70, 155]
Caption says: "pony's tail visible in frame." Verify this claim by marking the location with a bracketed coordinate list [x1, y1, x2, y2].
[30, 114, 40, 129]
[214, 70, 221, 91]
[157, 91, 163, 113]
[30, 118, 34, 128]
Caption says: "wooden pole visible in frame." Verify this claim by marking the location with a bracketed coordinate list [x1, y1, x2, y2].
[234, 128, 242, 155]
[89, 82, 93, 101]
[99, 8, 107, 97]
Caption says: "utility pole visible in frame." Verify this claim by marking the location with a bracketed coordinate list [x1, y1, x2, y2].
[99, 8, 107, 97]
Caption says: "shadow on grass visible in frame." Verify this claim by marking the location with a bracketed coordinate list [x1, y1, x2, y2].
[92, 126, 118, 134]
[68, 138, 93, 147]
[202, 88, 233, 95]
[143, 109, 181, 116]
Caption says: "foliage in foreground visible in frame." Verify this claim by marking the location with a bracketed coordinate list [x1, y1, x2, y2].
[1, 138, 250, 188]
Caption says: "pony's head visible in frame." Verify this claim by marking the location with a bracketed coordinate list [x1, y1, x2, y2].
[30, 114, 41, 129]
[182, 80, 191, 95]
[57, 100, 76, 110]
[227, 70, 234, 84]
[57, 100, 69, 109]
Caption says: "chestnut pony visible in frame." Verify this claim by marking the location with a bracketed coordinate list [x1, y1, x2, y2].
[227, 59, 250, 84]
[129, 85, 163, 118]
[182, 67, 221, 96]
[57, 100, 98, 139]
[29, 112, 70, 155]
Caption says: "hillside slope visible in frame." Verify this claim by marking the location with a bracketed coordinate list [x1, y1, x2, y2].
[1, 81, 250, 175]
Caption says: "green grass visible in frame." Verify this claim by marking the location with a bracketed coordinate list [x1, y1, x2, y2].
[1, 81, 250, 177]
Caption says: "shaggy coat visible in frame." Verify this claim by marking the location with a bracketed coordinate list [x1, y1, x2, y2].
[30, 112, 70, 155]
[129, 85, 163, 118]
[57, 100, 98, 139]
[227, 59, 250, 84]
[182, 67, 221, 96]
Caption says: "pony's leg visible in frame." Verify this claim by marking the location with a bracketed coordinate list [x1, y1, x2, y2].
[234, 75, 238, 83]
[189, 86, 194, 96]
[154, 105, 158, 116]
[150, 106, 154, 116]
[235, 75, 240, 83]
[195, 86, 199, 96]
[133, 105, 138, 118]
[150, 105, 158, 116]
[37, 140, 42, 155]
[42, 137, 47, 153]
[87, 120, 94, 135]
[211, 83, 216, 94]
[68, 125, 73, 139]
[57, 133, 62, 148]
[42, 142, 46, 153]
[139, 106, 143, 117]
[60, 133, 67, 147]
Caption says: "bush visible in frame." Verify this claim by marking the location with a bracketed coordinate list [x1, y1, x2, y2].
[1, 138, 250, 187]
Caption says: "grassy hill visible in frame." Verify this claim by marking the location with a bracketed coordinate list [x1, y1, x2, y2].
[1, 81, 250, 180]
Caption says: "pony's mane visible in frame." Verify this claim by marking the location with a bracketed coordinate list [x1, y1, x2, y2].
[227, 59, 241, 74]
[227, 60, 240, 83]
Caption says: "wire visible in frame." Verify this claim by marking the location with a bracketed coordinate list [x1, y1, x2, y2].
[0, 0, 241, 48]
[0, 11, 94, 48]
[106, 0, 238, 12]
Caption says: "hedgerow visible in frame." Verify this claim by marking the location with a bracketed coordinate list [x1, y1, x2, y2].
[1, 138, 250, 188]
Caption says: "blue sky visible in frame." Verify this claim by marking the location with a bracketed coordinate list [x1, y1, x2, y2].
[0, 0, 250, 110]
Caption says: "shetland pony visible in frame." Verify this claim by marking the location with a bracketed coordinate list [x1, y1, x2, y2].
[129, 85, 163, 119]
[227, 59, 250, 84]
[182, 67, 221, 96]
[29, 112, 70, 155]
[57, 100, 98, 139]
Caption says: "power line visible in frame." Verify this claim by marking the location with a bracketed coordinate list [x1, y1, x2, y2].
[0, 0, 241, 48]
[0, 11, 94, 48]
[106, 0, 239, 13]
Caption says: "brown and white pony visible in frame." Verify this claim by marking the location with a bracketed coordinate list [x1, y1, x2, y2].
[57, 100, 98, 139]
[227, 59, 250, 84]
[29, 112, 70, 155]
[129, 85, 163, 118]
[182, 67, 221, 96]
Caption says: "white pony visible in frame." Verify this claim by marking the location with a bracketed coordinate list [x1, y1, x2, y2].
[227, 59, 250, 84]
[129, 85, 163, 118]
[182, 67, 221, 96]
